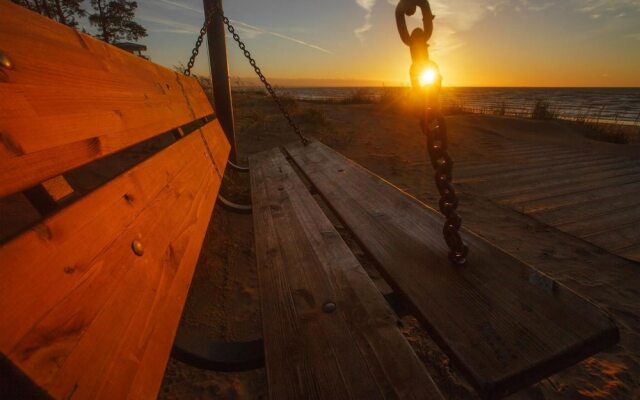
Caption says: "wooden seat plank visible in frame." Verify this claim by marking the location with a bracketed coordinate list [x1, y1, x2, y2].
[286, 141, 618, 399]
[250, 148, 443, 400]
[0, 121, 229, 399]
[0, 1, 212, 197]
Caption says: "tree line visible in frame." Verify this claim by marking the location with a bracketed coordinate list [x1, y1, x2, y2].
[12, 0, 147, 44]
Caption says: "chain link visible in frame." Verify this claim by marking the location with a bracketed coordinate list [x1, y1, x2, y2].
[396, 0, 468, 265]
[184, 4, 308, 145]
[421, 109, 468, 265]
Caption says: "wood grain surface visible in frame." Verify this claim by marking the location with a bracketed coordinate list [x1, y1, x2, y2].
[286, 140, 619, 399]
[0, 0, 213, 197]
[0, 121, 229, 399]
[250, 148, 443, 399]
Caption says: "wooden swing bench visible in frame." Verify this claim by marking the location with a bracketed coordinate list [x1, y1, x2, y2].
[0, 2, 618, 399]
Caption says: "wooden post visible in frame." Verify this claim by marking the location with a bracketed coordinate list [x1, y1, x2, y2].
[204, 0, 238, 163]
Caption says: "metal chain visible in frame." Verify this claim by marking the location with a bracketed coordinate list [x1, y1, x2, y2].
[421, 109, 468, 264]
[396, 0, 468, 265]
[184, 4, 308, 145]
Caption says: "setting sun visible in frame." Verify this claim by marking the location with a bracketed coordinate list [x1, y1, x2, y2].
[419, 67, 439, 87]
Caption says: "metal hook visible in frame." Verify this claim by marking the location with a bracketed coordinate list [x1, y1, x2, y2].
[395, 0, 434, 46]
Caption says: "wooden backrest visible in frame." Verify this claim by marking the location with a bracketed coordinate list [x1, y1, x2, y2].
[0, 0, 213, 197]
[0, 1, 230, 398]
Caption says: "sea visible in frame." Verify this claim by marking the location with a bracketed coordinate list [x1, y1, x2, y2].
[267, 87, 640, 124]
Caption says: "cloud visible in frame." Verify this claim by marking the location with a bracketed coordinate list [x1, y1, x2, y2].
[138, 15, 200, 35]
[229, 20, 332, 53]
[517, 0, 555, 12]
[355, 0, 376, 40]
[139, 0, 331, 53]
[572, 0, 640, 18]
[387, 0, 511, 54]
[155, 0, 201, 13]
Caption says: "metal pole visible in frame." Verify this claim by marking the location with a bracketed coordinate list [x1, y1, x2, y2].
[204, 0, 238, 163]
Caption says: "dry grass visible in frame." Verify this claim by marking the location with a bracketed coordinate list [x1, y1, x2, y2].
[581, 123, 640, 144]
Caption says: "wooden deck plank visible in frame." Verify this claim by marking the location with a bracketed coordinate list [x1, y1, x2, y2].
[488, 148, 583, 160]
[557, 206, 640, 238]
[0, 121, 229, 399]
[533, 192, 640, 226]
[0, 1, 212, 197]
[250, 148, 443, 400]
[618, 245, 640, 262]
[500, 174, 640, 208]
[483, 163, 640, 198]
[286, 140, 618, 400]
[457, 150, 597, 170]
[466, 148, 575, 161]
[516, 181, 640, 214]
[456, 155, 619, 182]
[584, 223, 640, 252]
[455, 154, 614, 180]
[487, 158, 634, 184]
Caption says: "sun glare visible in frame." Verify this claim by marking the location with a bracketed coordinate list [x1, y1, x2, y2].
[419, 67, 438, 87]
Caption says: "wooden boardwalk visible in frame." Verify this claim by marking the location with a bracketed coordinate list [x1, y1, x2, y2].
[453, 135, 640, 263]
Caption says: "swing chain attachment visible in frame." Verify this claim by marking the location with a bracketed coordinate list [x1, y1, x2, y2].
[396, 0, 468, 265]
[184, 3, 309, 146]
[422, 112, 468, 265]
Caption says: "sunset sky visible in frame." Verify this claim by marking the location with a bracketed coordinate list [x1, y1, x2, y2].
[121, 0, 639, 87]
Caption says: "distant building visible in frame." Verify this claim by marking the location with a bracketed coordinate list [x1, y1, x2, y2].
[114, 42, 148, 59]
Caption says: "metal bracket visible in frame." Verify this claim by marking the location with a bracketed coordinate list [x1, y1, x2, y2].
[218, 194, 252, 214]
[172, 328, 264, 372]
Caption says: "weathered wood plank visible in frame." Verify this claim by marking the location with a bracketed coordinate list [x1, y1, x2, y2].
[482, 163, 640, 198]
[533, 192, 640, 226]
[618, 244, 640, 262]
[584, 223, 640, 252]
[0, 121, 229, 399]
[0, 1, 213, 197]
[487, 146, 572, 157]
[250, 148, 443, 400]
[557, 206, 640, 238]
[456, 155, 618, 182]
[517, 181, 640, 214]
[500, 174, 640, 207]
[457, 150, 596, 170]
[286, 140, 618, 400]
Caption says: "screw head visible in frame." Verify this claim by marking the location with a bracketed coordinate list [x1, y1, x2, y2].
[322, 301, 337, 313]
[0, 51, 13, 69]
[131, 240, 144, 256]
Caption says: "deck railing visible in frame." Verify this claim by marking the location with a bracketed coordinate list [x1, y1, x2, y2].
[441, 97, 640, 128]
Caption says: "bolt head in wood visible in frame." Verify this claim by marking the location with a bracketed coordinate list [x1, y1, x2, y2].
[131, 240, 144, 256]
[0, 51, 13, 69]
[322, 302, 337, 313]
